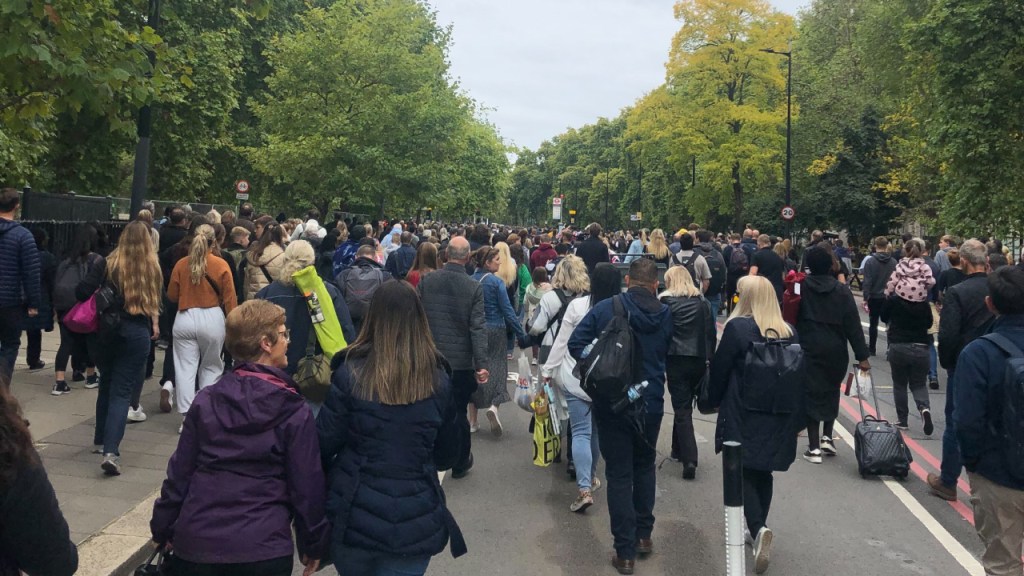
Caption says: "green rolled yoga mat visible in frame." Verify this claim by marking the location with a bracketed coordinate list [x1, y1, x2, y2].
[291, 266, 347, 357]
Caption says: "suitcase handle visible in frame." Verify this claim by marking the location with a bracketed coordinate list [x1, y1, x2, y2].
[852, 364, 886, 423]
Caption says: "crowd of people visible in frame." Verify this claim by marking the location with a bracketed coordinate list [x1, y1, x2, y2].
[1, 183, 1023, 575]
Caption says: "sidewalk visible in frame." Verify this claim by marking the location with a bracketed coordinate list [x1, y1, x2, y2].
[12, 330, 178, 576]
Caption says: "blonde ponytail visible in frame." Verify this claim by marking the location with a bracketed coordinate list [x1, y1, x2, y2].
[189, 224, 215, 285]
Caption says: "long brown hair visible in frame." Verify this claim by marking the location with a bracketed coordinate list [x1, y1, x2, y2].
[0, 379, 36, 489]
[107, 220, 162, 317]
[345, 281, 441, 405]
[411, 242, 438, 273]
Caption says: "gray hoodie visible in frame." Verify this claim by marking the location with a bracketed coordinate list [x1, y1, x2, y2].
[862, 252, 896, 299]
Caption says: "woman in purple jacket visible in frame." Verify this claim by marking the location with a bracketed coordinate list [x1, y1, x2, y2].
[150, 300, 329, 576]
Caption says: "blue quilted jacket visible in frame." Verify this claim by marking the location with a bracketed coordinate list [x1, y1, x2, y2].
[0, 219, 40, 309]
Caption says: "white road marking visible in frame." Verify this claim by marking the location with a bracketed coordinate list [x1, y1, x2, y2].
[861, 322, 887, 333]
[832, 420, 983, 575]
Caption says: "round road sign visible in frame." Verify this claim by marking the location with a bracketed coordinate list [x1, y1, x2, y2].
[235, 180, 250, 194]
[780, 205, 796, 221]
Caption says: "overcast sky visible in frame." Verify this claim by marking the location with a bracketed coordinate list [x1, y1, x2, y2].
[429, 0, 808, 150]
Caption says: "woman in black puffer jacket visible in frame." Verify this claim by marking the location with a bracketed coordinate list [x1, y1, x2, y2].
[317, 281, 465, 576]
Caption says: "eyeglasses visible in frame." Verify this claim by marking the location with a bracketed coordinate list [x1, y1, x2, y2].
[277, 329, 291, 343]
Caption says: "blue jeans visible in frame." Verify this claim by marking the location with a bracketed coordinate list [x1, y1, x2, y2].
[566, 394, 600, 491]
[332, 545, 430, 576]
[706, 294, 722, 320]
[940, 367, 962, 487]
[94, 319, 150, 455]
[596, 410, 663, 561]
[929, 343, 938, 381]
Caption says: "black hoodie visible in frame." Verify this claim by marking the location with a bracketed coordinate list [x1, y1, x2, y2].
[862, 252, 896, 299]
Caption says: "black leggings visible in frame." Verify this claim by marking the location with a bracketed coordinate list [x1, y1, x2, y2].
[169, 555, 292, 576]
[55, 317, 95, 374]
[743, 468, 774, 535]
[806, 418, 835, 450]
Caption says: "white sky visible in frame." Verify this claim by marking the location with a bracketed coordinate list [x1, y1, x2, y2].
[429, 0, 809, 150]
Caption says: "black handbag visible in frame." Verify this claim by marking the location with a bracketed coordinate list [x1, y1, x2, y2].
[695, 361, 715, 414]
[134, 546, 172, 575]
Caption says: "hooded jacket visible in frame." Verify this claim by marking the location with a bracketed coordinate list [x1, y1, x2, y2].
[243, 244, 285, 301]
[0, 219, 41, 309]
[862, 252, 896, 299]
[567, 287, 673, 415]
[380, 224, 403, 251]
[529, 243, 557, 271]
[150, 363, 329, 564]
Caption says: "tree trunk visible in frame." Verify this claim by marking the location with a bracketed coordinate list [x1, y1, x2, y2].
[732, 161, 743, 231]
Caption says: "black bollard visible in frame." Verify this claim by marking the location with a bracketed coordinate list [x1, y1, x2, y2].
[722, 440, 744, 575]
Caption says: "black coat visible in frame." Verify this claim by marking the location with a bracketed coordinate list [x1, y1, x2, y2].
[255, 281, 356, 374]
[575, 237, 610, 274]
[417, 263, 488, 372]
[0, 456, 77, 576]
[795, 275, 869, 421]
[938, 272, 993, 369]
[661, 294, 716, 359]
[316, 356, 466, 558]
[708, 317, 804, 472]
[881, 295, 932, 345]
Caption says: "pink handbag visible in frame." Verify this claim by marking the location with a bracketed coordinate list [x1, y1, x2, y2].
[63, 293, 99, 334]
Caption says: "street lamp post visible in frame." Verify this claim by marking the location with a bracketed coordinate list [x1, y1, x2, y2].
[760, 47, 792, 208]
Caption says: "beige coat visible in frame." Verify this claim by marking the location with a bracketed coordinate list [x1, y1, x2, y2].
[244, 243, 285, 301]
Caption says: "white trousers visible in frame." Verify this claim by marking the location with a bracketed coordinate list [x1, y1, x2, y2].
[172, 307, 225, 415]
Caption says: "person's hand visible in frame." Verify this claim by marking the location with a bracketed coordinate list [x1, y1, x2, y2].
[151, 325, 160, 341]
[26, 308, 38, 317]
[475, 369, 489, 383]
[301, 555, 320, 576]
[857, 359, 871, 371]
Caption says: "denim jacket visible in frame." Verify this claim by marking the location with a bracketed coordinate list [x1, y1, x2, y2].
[473, 271, 526, 339]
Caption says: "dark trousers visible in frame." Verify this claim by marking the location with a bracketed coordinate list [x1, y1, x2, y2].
[25, 329, 41, 364]
[743, 468, 774, 535]
[0, 306, 23, 389]
[867, 297, 884, 353]
[55, 317, 96, 373]
[666, 355, 704, 466]
[451, 369, 478, 472]
[888, 342, 931, 424]
[940, 367, 962, 486]
[170, 554, 292, 576]
[94, 320, 150, 455]
[159, 298, 177, 384]
[333, 544, 430, 576]
[806, 418, 835, 450]
[596, 410, 663, 560]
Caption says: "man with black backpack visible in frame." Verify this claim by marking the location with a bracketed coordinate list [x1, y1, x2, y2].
[695, 229, 728, 318]
[337, 245, 391, 334]
[568, 258, 672, 575]
[953, 265, 1024, 576]
[671, 233, 711, 294]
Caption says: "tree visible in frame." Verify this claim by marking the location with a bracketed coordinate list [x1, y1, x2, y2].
[666, 0, 795, 230]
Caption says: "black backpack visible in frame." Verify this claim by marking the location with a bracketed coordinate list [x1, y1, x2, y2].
[672, 252, 700, 289]
[979, 334, 1024, 480]
[696, 246, 727, 296]
[578, 296, 641, 404]
[53, 255, 98, 312]
[729, 247, 750, 275]
[338, 264, 388, 322]
[741, 329, 803, 416]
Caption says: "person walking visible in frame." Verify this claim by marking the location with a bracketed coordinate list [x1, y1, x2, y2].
[406, 242, 438, 288]
[749, 234, 785, 303]
[881, 238, 936, 434]
[318, 281, 466, 576]
[929, 239, 993, 501]
[51, 225, 103, 395]
[576, 223, 611, 274]
[417, 237, 489, 478]
[384, 231, 417, 280]
[707, 275, 804, 574]
[168, 224, 238, 430]
[74, 221, 162, 474]
[244, 222, 287, 301]
[0, 385, 78, 576]
[150, 300, 328, 576]
[661, 266, 717, 480]
[337, 245, 391, 335]
[568, 258, 673, 575]
[543, 263, 619, 512]
[952, 265, 1024, 576]
[0, 188, 41, 389]
[644, 229, 672, 266]
[470, 247, 528, 436]
[796, 246, 870, 464]
[862, 236, 897, 356]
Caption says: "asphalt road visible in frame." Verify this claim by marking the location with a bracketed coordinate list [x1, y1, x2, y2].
[299, 297, 987, 576]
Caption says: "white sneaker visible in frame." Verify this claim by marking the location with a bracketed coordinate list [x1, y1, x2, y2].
[486, 406, 503, 437]
[127, 406, 147, 423]
[803, 448, 823, 464]
[754, 527, 773, 574]
[469, 423, 479, 433]
[160, 381, 174, 413]
[744, 525, 754, 547]
[820, 436, 837, 456]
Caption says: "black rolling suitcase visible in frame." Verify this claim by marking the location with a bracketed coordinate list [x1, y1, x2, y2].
[848, 367, 912, 479]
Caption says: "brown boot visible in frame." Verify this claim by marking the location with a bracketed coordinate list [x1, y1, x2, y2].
[612, 556, 635, 575]
[927, 473, 957, 501]
[636, 538, 653, 556]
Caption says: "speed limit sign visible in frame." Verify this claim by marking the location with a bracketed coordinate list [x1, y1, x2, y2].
[780, 205, 796, 222]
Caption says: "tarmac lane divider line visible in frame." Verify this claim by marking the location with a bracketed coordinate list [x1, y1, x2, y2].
[831, 420, 984, 576]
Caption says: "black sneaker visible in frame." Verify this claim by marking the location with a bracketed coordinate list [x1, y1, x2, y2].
[820, 436, 837, 456]
[896, 421, 909, 431]
[452, 453, 473, 479]
[928, 377, 939, 390]
[72, 370, 85, 382]
[85, 374, 99, 389]
[922, 409, 934, 435]
[51, 381, 71, 396]
[28, 360, 46, 371]
[682, 463, 697, 480]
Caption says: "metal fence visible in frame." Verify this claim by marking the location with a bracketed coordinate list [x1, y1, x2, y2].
[19, 190, 234, 222]
[21, 220, 128, 260]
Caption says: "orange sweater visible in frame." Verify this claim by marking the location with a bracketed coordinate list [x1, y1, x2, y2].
[167, 254, 238, 314]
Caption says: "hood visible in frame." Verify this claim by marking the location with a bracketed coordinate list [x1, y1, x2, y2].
[208, 363, 304, 433]
[0, 218, 19, 235]
[872, 253, 893, 265]
[537, 243, 553, 251]
[621, 288, 671, 334]
[804, 274, 839, 294]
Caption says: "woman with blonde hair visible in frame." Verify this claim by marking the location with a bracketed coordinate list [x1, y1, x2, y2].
[169, 224, 237, 429]
[495, 242, 520, 313]
[660, 266, 717, 480]
[74, 221, 163, 474]
[707, 275, 804, 572]
[318, 281, 464, 575]
[645, 229, 671, 265]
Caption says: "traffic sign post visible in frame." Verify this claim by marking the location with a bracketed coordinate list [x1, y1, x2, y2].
[780, 205, 796, 222]
[236, 180, 250, 203]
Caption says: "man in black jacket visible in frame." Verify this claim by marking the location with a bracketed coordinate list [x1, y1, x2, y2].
[384, 232, 417, 279]
[418, 236, 489, 478]
[0, 189, 40, 390]
[575, 222, 610, 274]
[929, 239, 993, 501]
[861, 236, 897, 356]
